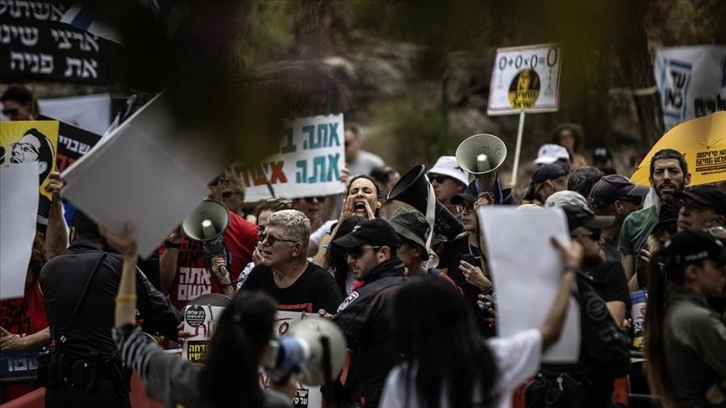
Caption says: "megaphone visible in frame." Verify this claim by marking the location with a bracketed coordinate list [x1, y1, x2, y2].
[387, 165, 463, 241]
[182, 199, 230, 275]
[263, 317, 347, 386]
[455, 134, 507, 174]
[182, 199, 230, 248]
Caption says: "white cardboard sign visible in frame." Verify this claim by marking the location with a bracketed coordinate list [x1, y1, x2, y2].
[488, 44, 562, 115]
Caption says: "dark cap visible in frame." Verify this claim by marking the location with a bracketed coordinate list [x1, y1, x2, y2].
[592, 147, 613, 163]
[522, 164, 567, 200]
[589, 175, 650, 210]
[673, 185, 726, 216]
[450, 192, 476, 206]
[389, 209, 430, 248]
[660, 229, 726, 271]
[333, 218, 399, 250]
[561, 204, 614, 231]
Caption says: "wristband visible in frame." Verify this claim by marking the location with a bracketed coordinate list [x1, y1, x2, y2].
[164, 240, 181, 249]
[115, 294, 138, 303]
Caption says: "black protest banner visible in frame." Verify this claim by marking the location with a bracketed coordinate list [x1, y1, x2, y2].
[39, 114, 101, 172]
[0, 0, 111, 84]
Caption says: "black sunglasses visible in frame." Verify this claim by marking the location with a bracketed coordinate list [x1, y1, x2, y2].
[259, 233, 298, 245]
[455, 202, 475, 213]
[429, 174, 452, 184]
[571, 229, 602, 241]
[303, 196, 326, 204]
[2, 108, 19, 117]
[347, 245, 381, 259]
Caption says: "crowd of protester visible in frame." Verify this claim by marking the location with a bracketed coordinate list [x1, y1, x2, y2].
[2, 84, 726, 408]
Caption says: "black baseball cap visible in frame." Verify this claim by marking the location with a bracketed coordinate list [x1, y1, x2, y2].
[450, 192, 476, 206]
[589, 175, 650, 210]
[333, 218, 399, 250]
[673, 185, 726, 216]
[660, 229, 726, 272]
[592, 147, 613, 164]
[561, 204, 614, 231]
[522, 164, 567, 200]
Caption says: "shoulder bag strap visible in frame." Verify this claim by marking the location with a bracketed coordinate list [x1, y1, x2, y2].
[59, 253, 107, 342]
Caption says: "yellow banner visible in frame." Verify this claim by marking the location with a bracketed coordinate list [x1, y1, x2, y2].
[0, 120, 59, 218]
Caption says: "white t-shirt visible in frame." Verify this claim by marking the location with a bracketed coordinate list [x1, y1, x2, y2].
[310, 220, 337, 245]
[379, 329, 542, 408]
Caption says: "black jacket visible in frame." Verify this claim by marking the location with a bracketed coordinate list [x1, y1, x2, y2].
[333, 258, 406, 408]
[40, 239, 181, 360]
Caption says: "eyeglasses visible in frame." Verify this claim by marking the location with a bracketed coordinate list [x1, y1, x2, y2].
[705, 226, 726, 239]
[571, 229, 602, 241]
[429, 174, 452, 184]
[303, 196, 326, 204]
[455, 203, 475, 213]
[259, 233, 298, 245]
[347, 245, 381, 259]
[2, 108, 19, 117]
[12, 142, 39, 155]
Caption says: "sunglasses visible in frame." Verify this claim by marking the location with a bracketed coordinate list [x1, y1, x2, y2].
[259, 233, 298, 245]
[429, 174, 452, 184]
[571, 229, 602, 241]
[619, 197, 643, 206]
[303, 196, 326, 204]
[347, 245, 381, 260]
[2, 108, 19, 117]
[208, 176, 229, 187]
[455, 202, 475, 213]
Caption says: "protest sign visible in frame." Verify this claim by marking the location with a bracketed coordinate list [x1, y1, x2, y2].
[61, 93, 224, 257]
[488, 44, 562, 115]
[479, 206, 580, 363]
[655, 45, 726, 131]
[232, 114, 345, 202]
[259, 311, 323, 408]
[0, 0, 112, 84]
[38, 115, 102, 172]
[487, 43, 562, 185]
[0, 163, 39, 300]
[182, 304, 225, 362]
[0, 120, 58, 221]
[38, 94, 112, 134]
[0, 348, 42, 381]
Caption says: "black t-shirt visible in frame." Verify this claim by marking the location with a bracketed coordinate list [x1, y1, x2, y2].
[242, 262, 342, 314]
[586, 259, 631, 309]
[434, 235, 493, 335]
[40, 240, 181, 359]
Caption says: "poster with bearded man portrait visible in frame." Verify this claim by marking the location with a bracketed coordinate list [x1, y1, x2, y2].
[0, 121, 59, 222]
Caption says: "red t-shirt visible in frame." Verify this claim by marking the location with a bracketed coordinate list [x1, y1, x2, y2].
[0, 283, 48, 335]
[0, 282, 48, 403]
[162, 211, 258, 310]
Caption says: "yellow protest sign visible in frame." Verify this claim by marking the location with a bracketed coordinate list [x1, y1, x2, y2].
[0, 120, 59, 219]
[632, 112, 726, 186]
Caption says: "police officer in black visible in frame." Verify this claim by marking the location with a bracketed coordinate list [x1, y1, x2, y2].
[39, 211, 181, 407]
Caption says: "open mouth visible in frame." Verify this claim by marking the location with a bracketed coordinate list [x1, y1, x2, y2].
[354, 202, 367, 211]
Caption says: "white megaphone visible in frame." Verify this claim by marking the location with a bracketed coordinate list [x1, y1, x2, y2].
[182, 199, 230, 273]
[263, 317, 347, 386]
[455, 133, 507, 175]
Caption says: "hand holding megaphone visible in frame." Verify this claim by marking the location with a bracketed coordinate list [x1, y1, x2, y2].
[209, 256, 229, 281]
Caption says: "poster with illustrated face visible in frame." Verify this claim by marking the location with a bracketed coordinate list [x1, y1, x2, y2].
[0, 120, 59, 221]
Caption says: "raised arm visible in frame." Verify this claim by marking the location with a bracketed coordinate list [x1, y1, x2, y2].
[538, 237, 582, 351]
[44, 172, 68, 257]
[99, 221, 138, 328]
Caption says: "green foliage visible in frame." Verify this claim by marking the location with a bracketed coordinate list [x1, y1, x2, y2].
[366, 88, 457, 170]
